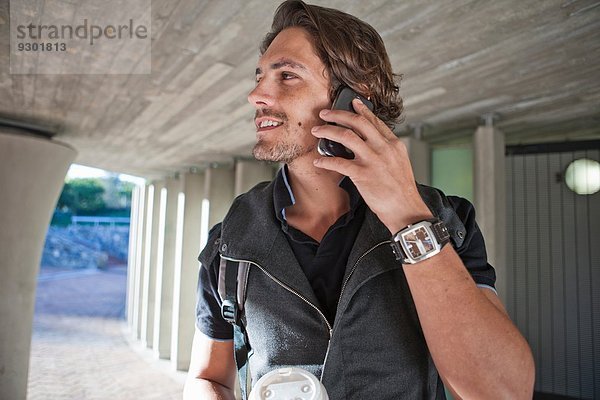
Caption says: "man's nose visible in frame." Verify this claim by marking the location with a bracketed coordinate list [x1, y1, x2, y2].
[248, 80, 275, 108]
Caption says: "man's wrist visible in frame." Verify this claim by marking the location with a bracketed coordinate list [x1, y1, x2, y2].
[384, 209, 434, 236]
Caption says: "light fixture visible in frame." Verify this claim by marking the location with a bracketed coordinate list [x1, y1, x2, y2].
[565, 158, 600, 195]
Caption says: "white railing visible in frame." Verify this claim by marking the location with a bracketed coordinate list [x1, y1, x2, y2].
[71, 216, 130, 227]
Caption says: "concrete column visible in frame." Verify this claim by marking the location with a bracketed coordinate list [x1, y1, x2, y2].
[140, 183, 155, 343]
[141, 181, 164, 348]
[133, 184, 149, 339]
[0, 131, 76, 400]
[400, 136, 431, 185]
[153, 176, 179, 359]
[126, 185, 141, 328]
[171, 171, 206, 371]
[205, 165, 235, 228]
[473, 124, 507, 301]
[234, 159, 275, 196]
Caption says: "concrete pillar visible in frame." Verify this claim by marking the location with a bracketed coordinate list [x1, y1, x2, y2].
[0, 131, 76, 400]
[140, 183, 155, 343]
[171, 171, 206, 371]
[400, 135, 431, 185]
[473, 124, 507, 301]
[153, 176, 179, 359]
[133, 184, 149, 339]
[126, 185, 141, 328]
[234, 159, 274, 196]
[141, 181, 164, 348]
[205, 165, 235, 228]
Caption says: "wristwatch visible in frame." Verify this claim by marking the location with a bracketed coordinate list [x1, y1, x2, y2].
[390, 219, 451, 264]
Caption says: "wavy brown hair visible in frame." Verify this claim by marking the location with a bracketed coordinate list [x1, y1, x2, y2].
[260, 0, 403, 128]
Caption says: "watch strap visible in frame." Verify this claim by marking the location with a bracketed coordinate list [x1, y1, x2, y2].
[390, 239, 405, 261]
[430, 219, 451, 245]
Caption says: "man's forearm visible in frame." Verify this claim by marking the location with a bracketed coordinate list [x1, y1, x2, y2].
[403, 245, 535, 399]
[183, 378, 236, 400]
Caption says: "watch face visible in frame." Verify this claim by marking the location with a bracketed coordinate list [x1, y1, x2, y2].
[392, 220, 446, 264]
[402, 226, 435, 259]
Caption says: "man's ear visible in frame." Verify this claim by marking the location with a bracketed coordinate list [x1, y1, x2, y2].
[328, 77, 341, 101]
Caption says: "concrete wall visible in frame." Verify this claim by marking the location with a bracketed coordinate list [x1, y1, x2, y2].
[171, 171, 205, 370]
[473, 125, 507, 300]
[153, 177, 179, 359]
[431, 145, 474, 202]
[0, 131, 76, 400]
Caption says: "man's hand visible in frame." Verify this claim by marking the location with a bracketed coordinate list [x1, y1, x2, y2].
[311, 98, 432, 234]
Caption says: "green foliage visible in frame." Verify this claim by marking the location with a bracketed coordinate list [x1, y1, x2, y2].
[50, 210, 72, 226]
[100, 208, 132, 218]
[58, 178, 106, 214]
[118, 181, 134, 198]
[55, 175, 136, 221]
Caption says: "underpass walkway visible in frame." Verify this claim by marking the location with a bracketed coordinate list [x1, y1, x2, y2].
[28, 266, 185, 400]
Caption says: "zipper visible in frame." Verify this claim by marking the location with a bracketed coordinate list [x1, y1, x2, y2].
[319, 240, 390, 380]
[338, 240, 391, 305]
[319, 328, 333, 382]
[220, 255, 333, 333]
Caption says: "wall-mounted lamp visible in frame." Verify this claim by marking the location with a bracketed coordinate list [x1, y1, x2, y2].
[564, 158, 600, 195]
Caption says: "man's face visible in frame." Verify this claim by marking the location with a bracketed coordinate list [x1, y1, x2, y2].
[248, 27, 331, 164]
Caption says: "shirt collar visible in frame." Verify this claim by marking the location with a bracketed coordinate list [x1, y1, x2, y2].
[273, 164, 363, 224]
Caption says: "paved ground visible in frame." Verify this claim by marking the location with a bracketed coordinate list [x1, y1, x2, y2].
[27, 266, 185, 400]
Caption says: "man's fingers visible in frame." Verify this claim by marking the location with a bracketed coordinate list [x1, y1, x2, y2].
[351, 98, 397, 141]
[318, 108, 384, 145]
[311, 124, 376, 159]
[312, 154, 357, 176]
[318, 102, 396, 145]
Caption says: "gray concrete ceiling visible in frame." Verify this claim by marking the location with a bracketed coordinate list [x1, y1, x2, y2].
[0, 0, 599, 178]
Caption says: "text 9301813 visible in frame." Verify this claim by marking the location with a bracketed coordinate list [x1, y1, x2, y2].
[16, 42, 67, 52]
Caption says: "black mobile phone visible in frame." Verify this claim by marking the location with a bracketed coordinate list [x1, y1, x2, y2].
[317, 86, 374, 159]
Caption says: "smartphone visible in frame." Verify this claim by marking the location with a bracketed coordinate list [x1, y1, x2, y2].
[317, 86, 374, 159]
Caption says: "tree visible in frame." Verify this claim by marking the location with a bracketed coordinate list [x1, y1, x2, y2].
[57, 178, 106, 214]
[118, 181, 134, 201]
[57, 182, 75, 211]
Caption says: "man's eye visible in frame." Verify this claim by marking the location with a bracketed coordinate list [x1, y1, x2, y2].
[281, 72, 296, 80]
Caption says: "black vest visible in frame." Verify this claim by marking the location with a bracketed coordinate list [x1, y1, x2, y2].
[199, 180, 468, 399]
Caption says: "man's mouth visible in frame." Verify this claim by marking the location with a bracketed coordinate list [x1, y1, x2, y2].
[255, 118, 283, 131]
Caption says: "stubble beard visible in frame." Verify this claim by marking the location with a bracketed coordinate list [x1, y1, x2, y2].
[252, 126, 313, 164]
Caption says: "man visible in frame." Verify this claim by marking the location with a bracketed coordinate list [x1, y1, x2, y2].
[184, 1, 535, 399]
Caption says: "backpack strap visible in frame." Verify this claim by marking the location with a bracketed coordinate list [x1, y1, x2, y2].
[217, 256, 251, 399]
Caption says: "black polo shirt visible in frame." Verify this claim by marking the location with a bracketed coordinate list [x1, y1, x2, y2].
[273, 165, 366, 325]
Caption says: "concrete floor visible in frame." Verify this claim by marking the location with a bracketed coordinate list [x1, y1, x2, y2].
[27, 266, 185, 400]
